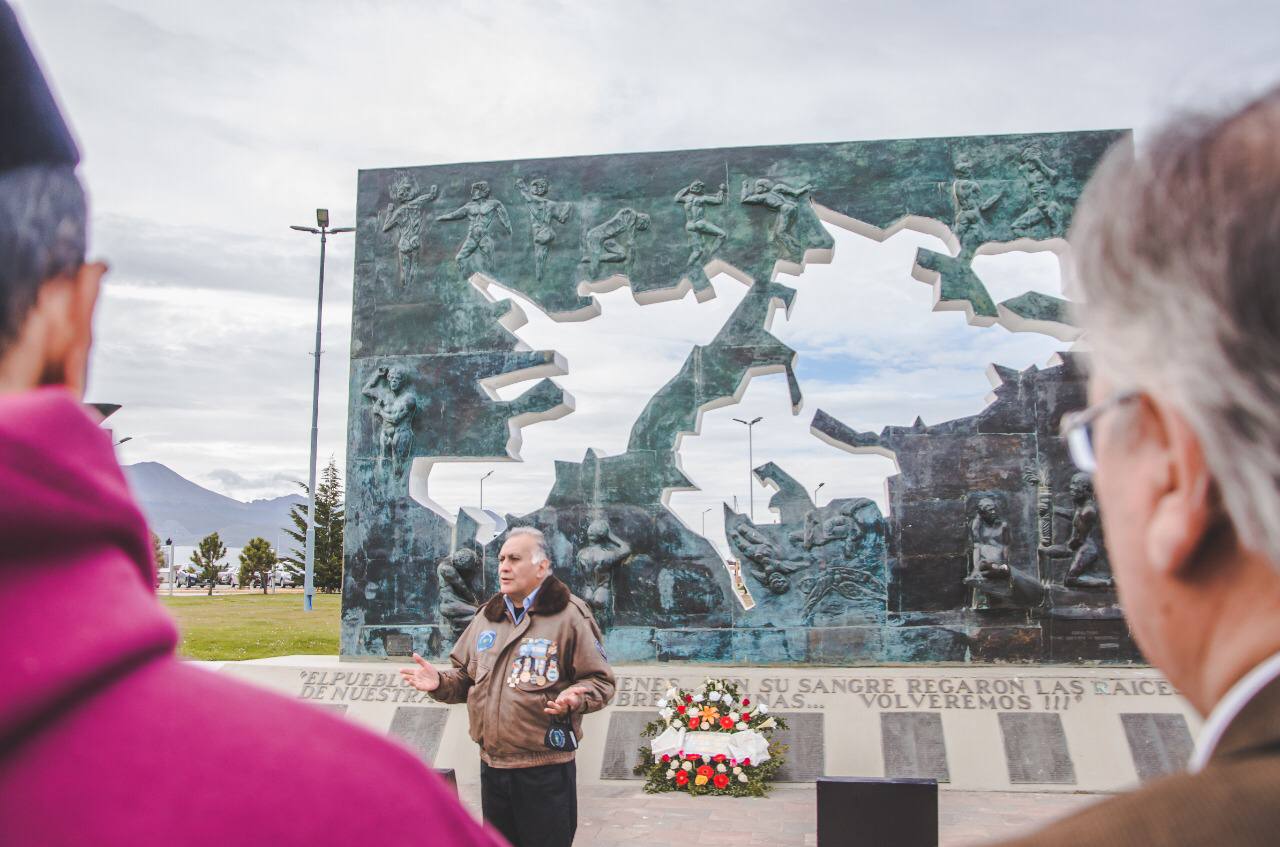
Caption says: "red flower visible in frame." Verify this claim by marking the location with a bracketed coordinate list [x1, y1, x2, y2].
[661, 754, 670, 763]
[741, 698, 750, 707]
[719, 716, 735, 729]
[684, 694, 693, 703]
[676, 705, 686, 714]
[713, 754, 726, 762]
[714, 773, 730, 789]
[697, 764, 714, 778]
[688, 717, 699, 729]
[742, 758, 752, 766]
[675, 771, 689, 786]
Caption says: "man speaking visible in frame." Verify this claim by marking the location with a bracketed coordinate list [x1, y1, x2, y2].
[401, 527, 616, 847]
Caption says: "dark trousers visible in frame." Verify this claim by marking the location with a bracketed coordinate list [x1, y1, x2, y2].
[480, 760, 577, 847]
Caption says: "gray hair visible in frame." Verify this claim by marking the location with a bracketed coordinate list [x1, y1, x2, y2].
[0, 165, 86, 354]
[504, 526, 550, 566]
[1070, 85, 1280, 564]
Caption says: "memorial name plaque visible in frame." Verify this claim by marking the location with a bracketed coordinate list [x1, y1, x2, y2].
[217, 659, 1199, 793]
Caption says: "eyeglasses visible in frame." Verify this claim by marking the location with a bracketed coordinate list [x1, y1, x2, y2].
[1059, 390, 1141, 473]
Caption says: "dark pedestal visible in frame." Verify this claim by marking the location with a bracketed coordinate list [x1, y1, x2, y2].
[817, 776, 938, 847]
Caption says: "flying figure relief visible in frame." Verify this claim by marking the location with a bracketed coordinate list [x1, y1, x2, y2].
[362, 364, 418, 481]
[580, 207, 651, 279]
[674, 179, 727, 267]
[950, 156, 1002, 262]
[739, 177, 814, 259]
[435, 180, 511, 278]
[1011, 145, 1065, 238]
[515, 177, 571, 281]
[380, 175, 439, 287]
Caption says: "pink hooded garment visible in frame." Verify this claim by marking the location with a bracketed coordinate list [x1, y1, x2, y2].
[0, 388, 507, 847]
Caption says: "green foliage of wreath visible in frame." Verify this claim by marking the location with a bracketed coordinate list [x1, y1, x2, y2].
[632, 678, 789, 797]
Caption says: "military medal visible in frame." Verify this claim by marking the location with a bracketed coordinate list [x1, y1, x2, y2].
[518, 639, 533, 684]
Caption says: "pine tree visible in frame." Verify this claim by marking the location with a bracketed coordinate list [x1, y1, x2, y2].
[190, 531, 227, 596]
[238, 537, 277, 595]
[282, 457, 345, 593]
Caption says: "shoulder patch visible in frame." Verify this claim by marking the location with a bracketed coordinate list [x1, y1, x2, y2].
[476, 630, 497, 652]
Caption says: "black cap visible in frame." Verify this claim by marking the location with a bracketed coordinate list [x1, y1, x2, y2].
[0, 1, 79, 172]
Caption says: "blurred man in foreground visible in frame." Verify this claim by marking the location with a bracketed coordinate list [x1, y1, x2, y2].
[0, 5, 504, 845]
[992, 85, 1280, 845]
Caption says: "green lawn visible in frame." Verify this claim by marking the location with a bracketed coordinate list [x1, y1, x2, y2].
[158, 592, 341, 660]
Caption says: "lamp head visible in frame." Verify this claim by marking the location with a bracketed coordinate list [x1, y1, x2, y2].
[316, 208, 329, 228]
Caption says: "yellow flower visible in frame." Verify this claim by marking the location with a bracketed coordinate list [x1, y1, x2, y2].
[694, 774, 710, 786]
[699, 705, 720, 722]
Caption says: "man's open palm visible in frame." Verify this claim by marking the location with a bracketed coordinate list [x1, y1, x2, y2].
[399, 653, 440, 692]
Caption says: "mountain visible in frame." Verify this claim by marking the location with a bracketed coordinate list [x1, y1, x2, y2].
[122, 462, 306, 547]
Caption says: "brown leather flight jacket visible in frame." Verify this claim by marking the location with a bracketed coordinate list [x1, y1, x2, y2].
[430, 575, 616, 768]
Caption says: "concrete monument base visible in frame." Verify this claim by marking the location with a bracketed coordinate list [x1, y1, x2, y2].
[216, 657, 1197, 794]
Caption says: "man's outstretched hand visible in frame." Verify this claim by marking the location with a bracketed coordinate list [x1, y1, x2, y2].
[399, 653, 441, 692]
[544, 685, 590, 715]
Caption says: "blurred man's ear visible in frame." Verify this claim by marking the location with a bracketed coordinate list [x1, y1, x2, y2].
[1144, 396, 1218, 578]
[36, 261, 106, 397]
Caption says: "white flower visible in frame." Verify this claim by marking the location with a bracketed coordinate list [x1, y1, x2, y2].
[693, 693, 704, 703]
[716, 764, 727, 773]
[757, 703, 769, 715]
[660, 708, 673, 720]
[682, 761, 693, 771]
[667, 769, 676, 779]
[738, 773, 749, 783]
[733, 766, 743, 775]
[657, 699, 668, 709]
[666, 686, 678, 698]
[722, 696, 734, 708]
[758, 717, 777, 729]
[736, 721, 748, 730]
[728, 711, 739, 721]
[708, 691, 721, 702]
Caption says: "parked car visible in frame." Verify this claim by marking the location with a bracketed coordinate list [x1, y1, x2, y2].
[217, 567, 239, 588]
[274, 565, 302, 588]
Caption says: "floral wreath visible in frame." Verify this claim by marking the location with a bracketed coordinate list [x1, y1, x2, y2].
[634, 678, 788, 796]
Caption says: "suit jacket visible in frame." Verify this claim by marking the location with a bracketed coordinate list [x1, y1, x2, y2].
[991, 676, 1280, 846]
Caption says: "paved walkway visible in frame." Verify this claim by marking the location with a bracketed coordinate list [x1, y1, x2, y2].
[456, 783, 1102, 846]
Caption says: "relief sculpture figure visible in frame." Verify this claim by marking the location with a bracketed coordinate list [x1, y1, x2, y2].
[728, 513, 804, 595]
[380, 175, 439, 287]
[575, 519, 631, 623]
[740, 177, 814, 258]
[435, 180, 511, 278]
[1011, 145, 1065, 238]
[969, 497, 1012, 580]
[951, 156, 1002, 261]
[580, 207, 651, 278]
[674, 179, 727, 266]
[515, 177, 571, 281]
[362, 364, 418, 481]
[437, 549, 480, 637]
[1042, 472, 1113, 588]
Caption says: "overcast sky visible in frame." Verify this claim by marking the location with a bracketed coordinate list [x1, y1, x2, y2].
[14, 1, 1280, 553]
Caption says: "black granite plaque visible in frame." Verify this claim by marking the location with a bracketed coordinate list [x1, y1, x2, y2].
[772, 712, 825, 782]
[383, 632, 413, 656]
[1121, 712, 1194, 782]
[600, 711, 651, 780]
[817, 777, 937, 847]
[388, 706, 450, 762]
[999, 712, 1076, 784]
[882, 712, 950, 782]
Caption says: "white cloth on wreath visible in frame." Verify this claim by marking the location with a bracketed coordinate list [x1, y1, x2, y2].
[649, 727, 770, 764]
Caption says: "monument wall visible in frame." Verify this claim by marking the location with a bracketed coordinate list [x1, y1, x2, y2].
[341, 130, 1135, 664]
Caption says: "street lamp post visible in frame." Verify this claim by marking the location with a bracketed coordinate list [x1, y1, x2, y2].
[479, 470, 494, 511]
[291, 208, 354, 612]
[814, 482, 826, 504]
[702, 507, 712, 536]
[166, 537, 174, 596]
[732, 416, 763, 521]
